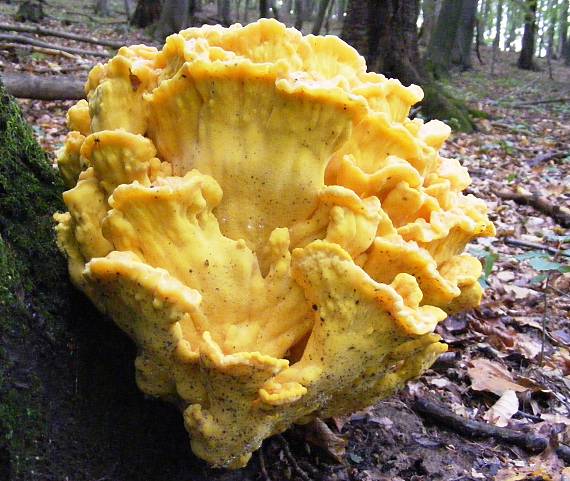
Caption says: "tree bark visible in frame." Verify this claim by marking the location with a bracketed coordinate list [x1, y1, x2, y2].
[131, 0, 163, 27]
[452, 0, 478, 70]
[518, 0, 538, 70]
[427, 0, 465, 78]
[155, 0, 189, 39]
[340, 0, 369, 61]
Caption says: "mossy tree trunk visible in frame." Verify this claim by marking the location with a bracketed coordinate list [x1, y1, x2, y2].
[0, 83, 251, 481]
[341, 0, 475, 132]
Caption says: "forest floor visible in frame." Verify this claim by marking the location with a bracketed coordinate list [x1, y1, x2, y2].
[1, 2, 569, 481]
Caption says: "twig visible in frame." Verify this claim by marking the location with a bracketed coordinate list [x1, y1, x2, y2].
[495, 189, 570, 228]
[0, 33, 108, 57]
[0, 22, 123, 48]
[258, 445, 271, 481]
[277, 434, 312, 481]
[503, 237, 570, 257]
[413, 398, 548, 454]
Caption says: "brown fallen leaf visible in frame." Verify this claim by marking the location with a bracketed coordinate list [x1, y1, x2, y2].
[468, 358, 528, 396]
[484, 390, 519, 427]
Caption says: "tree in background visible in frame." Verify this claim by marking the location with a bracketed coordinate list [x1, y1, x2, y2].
[342, 0, 475, 131]
[490, 0, 503, 75]
[452, 0, 479, 70]
[426, 0, 464, 78]
[131, 0, 163, 27]
[95, 0, 110, 16]
[560, 0, 569, 59]
[155, 0, 189, 38]
[518, 0, 538, 69]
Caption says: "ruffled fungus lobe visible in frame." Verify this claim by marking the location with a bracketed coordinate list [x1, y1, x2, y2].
[54, 20, 494, 468]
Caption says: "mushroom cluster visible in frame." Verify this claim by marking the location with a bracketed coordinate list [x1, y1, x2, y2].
[54, 19, 494, 468]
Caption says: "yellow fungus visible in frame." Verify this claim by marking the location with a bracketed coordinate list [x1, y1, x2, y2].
[54, 19, 494, 468]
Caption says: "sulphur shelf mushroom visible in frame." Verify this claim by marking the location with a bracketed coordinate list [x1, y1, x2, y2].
[54, 19, 494, 468]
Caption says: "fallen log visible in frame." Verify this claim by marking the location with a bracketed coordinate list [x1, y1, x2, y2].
[414, 398, 548, 454]
[0, 42, 77, 59]
[0, 22, 123, 49]
[3, 74, 85, 100]
[496, 188, 570, 228]
[0, 33, 108, 57]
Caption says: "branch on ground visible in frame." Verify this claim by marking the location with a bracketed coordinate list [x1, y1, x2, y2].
[496, 188, 570, 228]
[0, 33, 109, 57]
[2, 74, 85, 100]
[414, 398, 548, 454]
[0, 22, 123, 49]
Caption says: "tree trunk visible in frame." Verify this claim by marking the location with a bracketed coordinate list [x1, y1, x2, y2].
[217, 0, 231, 25]
[294, 0, 304, 29]
[560, 0, 568, 57]
[155, 0, 189, 39]
[545, 0, 556, 59]
[340, 0, 369, 61]
[518, 0, 538, 70]
[341, 0, 474, 131]
[131, 0, 163, 27]
[419, 0, 439, 47]
[427, 0, 465, 78]
[260, 0, 269, 17]
[504, 0, 519, 51]
[451, 0, 478, 70]
[312, 0, 332, 34]
[95, 0, 110, 16]
[490, 0, 503, 75]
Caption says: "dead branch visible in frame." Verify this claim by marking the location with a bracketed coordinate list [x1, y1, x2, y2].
[528, 151, 566, 166]
[413, 398, 548, 454]
[503, 237, 570, 257]
[0, 42, 77, 59]
[0, 22, 123, 49]
[512, 97, 570, 107]
[495, 189, 570, 228]
[0, 33, 108, 58]
[2, 74, 85, 100]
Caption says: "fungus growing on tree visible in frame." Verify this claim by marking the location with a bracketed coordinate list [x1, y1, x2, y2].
[54, 19, 494, 468]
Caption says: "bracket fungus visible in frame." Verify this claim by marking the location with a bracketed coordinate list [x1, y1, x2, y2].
[54, 19, 494, 468]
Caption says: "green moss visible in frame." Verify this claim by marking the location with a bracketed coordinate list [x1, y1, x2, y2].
[421, 82, 475, 133]
[0, 83, 67, 478]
